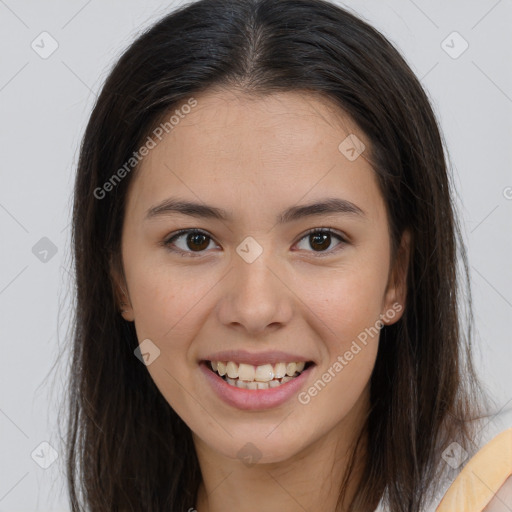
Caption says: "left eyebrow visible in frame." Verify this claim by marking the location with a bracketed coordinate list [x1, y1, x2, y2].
[144, 197, 366, 223]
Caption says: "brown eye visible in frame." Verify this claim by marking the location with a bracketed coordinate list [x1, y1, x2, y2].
[309, 232, 331, 251]
[164, 229, 216, 256]
[185, 232, 210, 251]
[295, 228, 346, 255]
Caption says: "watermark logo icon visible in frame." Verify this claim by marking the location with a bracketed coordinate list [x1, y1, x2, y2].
[134, 339, 161, 366]
[441, 31, 469, 59]
[32, 237, 58, 263]
[237, 442, 262, 467]
[236, 236, 263, 264]
[338, 134, 366, 161]
[442, 441, 468, 469]
[31, 441, 58, 469]
[31, 32, 59, 59]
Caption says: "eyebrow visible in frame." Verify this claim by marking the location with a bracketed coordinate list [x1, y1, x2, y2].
[144, 197, 366, 224]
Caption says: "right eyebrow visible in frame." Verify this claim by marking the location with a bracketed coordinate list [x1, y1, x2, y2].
[144, 196, 366, 223]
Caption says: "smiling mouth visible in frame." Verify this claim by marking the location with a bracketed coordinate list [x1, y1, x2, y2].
[203, 360, 314, 390]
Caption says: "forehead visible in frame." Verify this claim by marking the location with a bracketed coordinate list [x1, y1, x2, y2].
[162, 88, 367, 164]
[125, 88, 385, 225]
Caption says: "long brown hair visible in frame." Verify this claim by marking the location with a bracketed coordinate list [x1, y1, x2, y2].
[65, 0, 487, 510]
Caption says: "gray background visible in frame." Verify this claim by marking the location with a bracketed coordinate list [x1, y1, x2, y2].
[0, 0, 511, 510]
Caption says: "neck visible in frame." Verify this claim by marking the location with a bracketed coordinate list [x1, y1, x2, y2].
[193, 394, 370, 512]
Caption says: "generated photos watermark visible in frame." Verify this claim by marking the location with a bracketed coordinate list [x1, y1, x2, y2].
[297, 302, 403, 405]
[94, 97, 198, 200]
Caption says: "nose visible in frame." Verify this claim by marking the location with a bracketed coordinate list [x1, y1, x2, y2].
[216, 249, 294, 336]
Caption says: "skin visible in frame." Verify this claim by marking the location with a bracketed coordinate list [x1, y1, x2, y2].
[113, 88, 410, 511]
[483, 476, 512, 511]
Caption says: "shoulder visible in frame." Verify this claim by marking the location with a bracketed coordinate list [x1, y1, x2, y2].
[436, 428, 512, 511]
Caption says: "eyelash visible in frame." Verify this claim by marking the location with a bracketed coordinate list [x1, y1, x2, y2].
[162, 227, 348, 258]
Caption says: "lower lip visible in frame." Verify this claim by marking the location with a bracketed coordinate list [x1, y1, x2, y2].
[199, 361, 314, 410]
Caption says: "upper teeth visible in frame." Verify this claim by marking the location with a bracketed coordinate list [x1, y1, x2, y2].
[210, 361, 306, 382]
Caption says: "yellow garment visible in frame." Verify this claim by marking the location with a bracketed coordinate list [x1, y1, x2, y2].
[436, 428, 512, 511]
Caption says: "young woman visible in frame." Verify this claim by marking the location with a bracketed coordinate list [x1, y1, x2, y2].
[65, 0, 507, 510]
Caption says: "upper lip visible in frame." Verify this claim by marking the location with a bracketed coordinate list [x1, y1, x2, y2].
[201, 349, 314, 366]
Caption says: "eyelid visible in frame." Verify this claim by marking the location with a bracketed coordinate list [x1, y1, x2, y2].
[162, 226, 348, 257]
[298, 227, 349, 244]
[292, 227, 348, 256]
[162, 228, 218, 257]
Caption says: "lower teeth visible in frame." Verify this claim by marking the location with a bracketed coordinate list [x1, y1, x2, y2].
[221, 373, 300, 390]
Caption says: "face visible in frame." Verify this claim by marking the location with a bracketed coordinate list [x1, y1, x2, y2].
[114, 88, 408, 465]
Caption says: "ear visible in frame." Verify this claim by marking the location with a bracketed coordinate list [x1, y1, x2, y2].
[109, 252, 135, 322]
[381, 229, 411, 326]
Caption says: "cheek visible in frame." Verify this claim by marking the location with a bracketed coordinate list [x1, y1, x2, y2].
[302, 255, 390, 343]
[294, 261, 386, 429]
[126, 258, 211, 342]
[125, 263, 213, 418]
